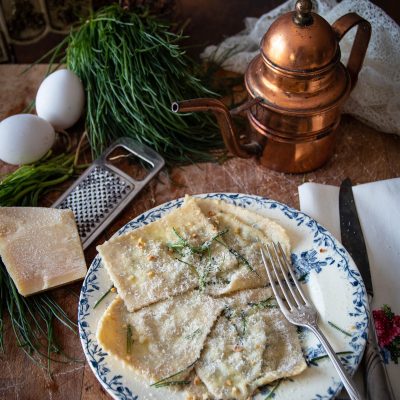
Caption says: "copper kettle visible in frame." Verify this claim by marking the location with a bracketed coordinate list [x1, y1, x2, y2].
[172, 0, 371, 173]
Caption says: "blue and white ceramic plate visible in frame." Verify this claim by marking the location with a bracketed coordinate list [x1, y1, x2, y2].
[78, 193, 369, 400]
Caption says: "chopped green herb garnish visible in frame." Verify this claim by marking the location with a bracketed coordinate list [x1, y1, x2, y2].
[223, 306, 247, 341]
[328, 321, 352, 337]
[169, 227, 257, 289]
[199, 247, 213, 291]
[167, 228, 188, 254]
[174, 257, 198, 276]
[185, 328, 202, 340]
[168, 228, 228, 255]
[240, 310, 247, 337]
[223, 305, 233, 320]
[169, 228, 229, 291]
[248, 296, 277, 310]
[93, 285, 114, 309]
[150, 360, 197, 388]
[204, 278, 231, 286]
[308, 351, 353, 365]
[215, 238, 258, 276]
[152, 380, 190, 388]
[298, 274, 307, 282]
[199, 229, 229, 253]
[264, 378, 282, 399]
[126, 324, 133, 354]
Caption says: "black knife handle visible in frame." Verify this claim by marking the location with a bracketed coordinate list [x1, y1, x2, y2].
[364, 320, 395, 400]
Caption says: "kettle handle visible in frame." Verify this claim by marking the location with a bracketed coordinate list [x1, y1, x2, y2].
[332, 13, 371, 91]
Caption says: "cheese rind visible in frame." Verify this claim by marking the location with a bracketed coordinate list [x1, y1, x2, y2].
[0, 207, 87, 296]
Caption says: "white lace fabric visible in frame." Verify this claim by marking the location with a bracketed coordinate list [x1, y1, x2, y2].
[201, 0, 400, 135]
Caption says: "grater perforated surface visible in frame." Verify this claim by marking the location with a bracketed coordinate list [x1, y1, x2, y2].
[53, 138, 165, 249]
[56, 166, 132, 239]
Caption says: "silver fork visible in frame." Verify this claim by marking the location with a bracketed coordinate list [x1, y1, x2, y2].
[260, 243, 362, 400]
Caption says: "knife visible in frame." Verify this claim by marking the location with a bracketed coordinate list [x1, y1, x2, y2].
[339, 178, 395, 400]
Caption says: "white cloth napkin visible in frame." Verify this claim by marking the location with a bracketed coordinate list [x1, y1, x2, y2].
[298, 178, 400, 399]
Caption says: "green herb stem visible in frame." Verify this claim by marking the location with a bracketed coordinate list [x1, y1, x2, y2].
[127, 324, 133, 354]
[169, 228, 228, 255]
[0, 259, 79, 370]
[264, 379, 282, 400]
[93, 286, 114, 309]
[150, 360, 197, 388]
[152, 380, 190, 388]
[184, 328, 201, 340]
[215, 238, 258, 276]
[308, 351, 353, 364]
[328, 321, 352, 337]
[248, 296, 278, 310]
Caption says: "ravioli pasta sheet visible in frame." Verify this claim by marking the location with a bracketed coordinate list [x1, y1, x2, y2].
[97, 197, 210, 311]
[95, 196, 307, 399]
[97, 196, 292, 311]
[194, 288, 307, 400]
[190, 197, 291, 294]
[192, 197, 290, 254]
[97, 290, 224, 381]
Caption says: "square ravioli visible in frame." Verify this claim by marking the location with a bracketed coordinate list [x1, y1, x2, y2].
[194, 288, 307, 400]
[97, 290, 225, 382]
[97, 197, 217, 311]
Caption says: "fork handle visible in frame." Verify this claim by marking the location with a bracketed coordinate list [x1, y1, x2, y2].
[310, 325, 363, 400]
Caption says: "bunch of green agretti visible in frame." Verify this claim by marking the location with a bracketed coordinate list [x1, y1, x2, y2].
[0, 150, 86, 369]
[0, 151, 85, 206]
[58, 5, 224, 163]
[0, 258, 78, 370]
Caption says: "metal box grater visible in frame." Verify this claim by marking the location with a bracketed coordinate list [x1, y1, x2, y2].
[52, 137, 165, 249]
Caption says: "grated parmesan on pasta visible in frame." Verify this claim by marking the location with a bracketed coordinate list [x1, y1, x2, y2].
[95, 196, 307, 399]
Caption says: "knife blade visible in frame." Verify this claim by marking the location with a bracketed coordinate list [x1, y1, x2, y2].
[339, 178, 395, 400]
[339, 178, 372, 295]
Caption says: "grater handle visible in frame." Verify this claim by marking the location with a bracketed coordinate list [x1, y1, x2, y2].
[100, 137, 165, 186]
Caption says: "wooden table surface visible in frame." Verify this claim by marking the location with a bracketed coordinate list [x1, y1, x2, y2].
[0, 60, 400, 400]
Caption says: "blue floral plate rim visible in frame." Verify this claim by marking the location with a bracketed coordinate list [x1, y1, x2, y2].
[78, 192, 369, 400]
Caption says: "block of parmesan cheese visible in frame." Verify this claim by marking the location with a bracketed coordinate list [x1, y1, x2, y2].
[0, 207, 87, 296]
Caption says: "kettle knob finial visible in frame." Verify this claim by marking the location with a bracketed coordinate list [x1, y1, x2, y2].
[293, 0, 313, 26]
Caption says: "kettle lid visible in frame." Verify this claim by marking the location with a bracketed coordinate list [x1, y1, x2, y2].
[261, 0, 338, 72]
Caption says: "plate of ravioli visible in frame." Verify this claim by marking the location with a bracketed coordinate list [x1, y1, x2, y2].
[78, 193, 369, 400]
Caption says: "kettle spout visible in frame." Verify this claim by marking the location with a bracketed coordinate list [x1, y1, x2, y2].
[171, 98, 259, 159]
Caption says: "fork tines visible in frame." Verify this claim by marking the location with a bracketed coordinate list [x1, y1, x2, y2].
[260, 242, 309, 314]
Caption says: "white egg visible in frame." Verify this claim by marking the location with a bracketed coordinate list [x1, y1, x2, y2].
[36, 69, 85, 130]
[0, 114, 55, 165]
